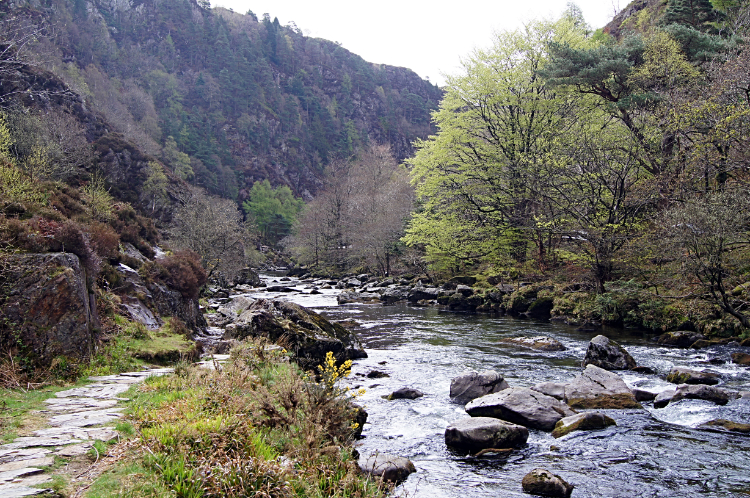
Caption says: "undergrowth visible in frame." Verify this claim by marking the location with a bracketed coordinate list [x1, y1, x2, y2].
[102, 340, 387, 498]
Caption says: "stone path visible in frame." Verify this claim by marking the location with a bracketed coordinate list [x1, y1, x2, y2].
[0, 368, 173, 497]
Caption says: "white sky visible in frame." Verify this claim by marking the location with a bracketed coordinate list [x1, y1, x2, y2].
[211, 0, 621, 86]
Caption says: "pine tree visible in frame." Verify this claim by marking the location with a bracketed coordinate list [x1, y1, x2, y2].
[660, 0, 722, 31]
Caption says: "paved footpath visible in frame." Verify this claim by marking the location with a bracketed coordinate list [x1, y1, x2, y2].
[0, 368, 173, 498]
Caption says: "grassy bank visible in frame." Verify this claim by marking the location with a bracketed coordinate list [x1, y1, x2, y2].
[81, 341, 387, 498]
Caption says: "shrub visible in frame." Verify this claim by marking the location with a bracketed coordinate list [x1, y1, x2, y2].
[160, 251, 207, 299]
[89, 221, 120, 259]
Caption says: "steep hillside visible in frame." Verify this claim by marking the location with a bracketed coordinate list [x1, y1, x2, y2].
[4, 0, 442, 200]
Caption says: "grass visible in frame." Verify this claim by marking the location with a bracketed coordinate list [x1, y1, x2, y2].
[80, 340, 390, 498]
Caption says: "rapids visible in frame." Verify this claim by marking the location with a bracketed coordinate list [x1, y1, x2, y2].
[241, 275, 750, 497]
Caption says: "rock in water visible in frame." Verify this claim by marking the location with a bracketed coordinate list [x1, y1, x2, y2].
[551, 412, 616, 438]
[500, 336, 566, 352]
[666, 367, 721, 385]
[670, 384, 730, 405]
[657, 331, 705, 348]
[653, 389, 677, 409]
[222, 297, 367, 368]
[450, 370, 510, 404]
[445, 417, 528, 452]
[700, 419, 750, 433]
[564, 364, 641, 409]
[387, 387, 424, 400]
[357, 453, 416, 483]
[582, 335, 636, 370]
[531, 382, 567, 401]
[465, 388, 576, 431]
[522, 468, 574, 497]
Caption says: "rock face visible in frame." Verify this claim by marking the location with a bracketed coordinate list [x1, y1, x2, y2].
[582, 335, 636, 370]
[450, 370, 510, 404]
[500, 336, 566, 352]
[445, 417, 529, 452]
[551, 412, 616, 438]
[465, 388, 576, 431]
[522, 468, 574, 498]
[666, 367, 721, 385]
[0, 253, 97, 367]
[564, 365, 641, 409]
[357, 453, 416, 483]
[220, 297, 367, 368]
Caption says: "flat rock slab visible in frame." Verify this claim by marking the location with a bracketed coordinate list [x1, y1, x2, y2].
[119, 368, 174, 377]
[0, 485, 53, 497]
[0, 459, 53, 474]
[54, 384, 131, 399]
[54, 443, 93, 458]
[43, 397, 119, 413]
[34, 426, 118, 441]
[0, 450, 50, 465]
[0, 437, 83, 451]
[466, 387, 575, 431]
[564, 365, 641, 409]
[357, 453, 416, 483]
[0, 468, 43, 484]
[445, 417, 528, 452]
[48, 408, 124, 428]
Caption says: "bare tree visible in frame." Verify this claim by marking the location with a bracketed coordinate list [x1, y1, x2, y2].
[0, 16, 51, 106]
[169, 187, 255, 283]
[285, 145, 413, 275]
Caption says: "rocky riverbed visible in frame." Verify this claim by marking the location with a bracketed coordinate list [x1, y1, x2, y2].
[219, 272, 750, 498]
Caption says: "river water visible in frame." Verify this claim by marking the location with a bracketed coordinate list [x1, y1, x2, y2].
[243, 275, 750, 497]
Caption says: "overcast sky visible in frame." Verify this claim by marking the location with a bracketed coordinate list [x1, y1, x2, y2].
[212, 0, 622, 86]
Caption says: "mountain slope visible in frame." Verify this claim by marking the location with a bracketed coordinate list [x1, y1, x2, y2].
[8, 0, 442, 200]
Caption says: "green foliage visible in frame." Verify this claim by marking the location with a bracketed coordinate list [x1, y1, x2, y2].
[242, 179, 303, 245]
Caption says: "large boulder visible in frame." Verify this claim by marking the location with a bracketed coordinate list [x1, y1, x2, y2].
[564, 364, 641, 409]
[357, 453, 415, 483]
[0, 253, 97, 367]
[450, 370, 510, 404]
[233, 267, 261, 286]
[666, 367, 721, 386]
[221, 297, 367, 368]
[551, 412, 616, 438]
[445, 417, 528, 452]
[465, 387, 576, 431]
[522, 468, 574, 498]
[582, 335, 636, 370]
[531, 382, 567, 401]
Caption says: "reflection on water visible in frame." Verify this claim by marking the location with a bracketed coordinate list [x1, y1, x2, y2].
[243, 276, 750, 498]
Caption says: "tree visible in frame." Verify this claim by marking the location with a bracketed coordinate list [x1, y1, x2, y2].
[660, 0, 723, 30]
[663, 188, 750, 328]
[404, 17, 588, 274]
[286, 145, 413, 275]
[169, 187, 254, 282]
[242, 179, 303, 245]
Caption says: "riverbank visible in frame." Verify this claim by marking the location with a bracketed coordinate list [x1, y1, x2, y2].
[0, 341, 388, 497]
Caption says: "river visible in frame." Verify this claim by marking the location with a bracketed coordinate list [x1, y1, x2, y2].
[242, 275, 750, 498]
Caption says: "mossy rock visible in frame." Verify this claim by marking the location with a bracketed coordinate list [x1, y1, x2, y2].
[700, 419, 750, 433]
[552, 412, 616, 438]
